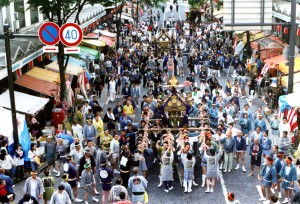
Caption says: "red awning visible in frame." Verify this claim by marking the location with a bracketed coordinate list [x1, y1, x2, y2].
[99, 36, 116, 47]
[264, 55, 285, 68]
[15, 74, 60, 98]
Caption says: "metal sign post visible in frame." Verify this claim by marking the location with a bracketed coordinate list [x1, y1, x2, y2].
[3, 24, 19, 147]
[288, 0, 297, 94]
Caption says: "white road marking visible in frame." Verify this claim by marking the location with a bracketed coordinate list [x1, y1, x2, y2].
[179, 11, 181, 21]
[219, 170, 229, 203]
[256, 185, 265, 199]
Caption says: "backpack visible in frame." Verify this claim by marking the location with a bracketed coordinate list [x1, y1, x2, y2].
[43, 177, 52, 188]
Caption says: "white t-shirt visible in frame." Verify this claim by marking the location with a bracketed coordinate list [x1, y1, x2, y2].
[72, 124, 83, 141]
[0, 155, 15, 170]
[30, 179, 37, 198]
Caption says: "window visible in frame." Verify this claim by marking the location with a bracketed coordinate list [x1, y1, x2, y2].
[14, 0, 25, 28]
[30, 6, 39, 24]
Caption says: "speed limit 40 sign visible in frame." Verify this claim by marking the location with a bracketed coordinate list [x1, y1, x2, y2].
[59, 23, 83, 47]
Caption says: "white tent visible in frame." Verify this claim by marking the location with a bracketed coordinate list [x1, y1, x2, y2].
[0, 107, 25, 148]
[0, 90, 49, 115]
[0, 107, 31, 159]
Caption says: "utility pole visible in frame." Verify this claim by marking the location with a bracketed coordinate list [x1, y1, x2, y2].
[3, 24, 19, 147]
[288, 0, 297, 94]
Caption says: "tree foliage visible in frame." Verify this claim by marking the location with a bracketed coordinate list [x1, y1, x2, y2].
[0, 0, 11, 9]
[26, 0, 114, 102]
[188, 0, 208, 9]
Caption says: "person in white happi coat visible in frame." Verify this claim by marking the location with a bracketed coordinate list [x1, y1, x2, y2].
[161, 150, 174, 193]
[24, 170, 45, 203]
[279, 117, 291, 138]
[49, 185, 71, 204]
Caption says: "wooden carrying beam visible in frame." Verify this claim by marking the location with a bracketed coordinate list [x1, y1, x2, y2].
[141, 127, 205, 131]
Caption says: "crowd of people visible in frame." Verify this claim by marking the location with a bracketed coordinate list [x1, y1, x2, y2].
[0, 2, 298, 204]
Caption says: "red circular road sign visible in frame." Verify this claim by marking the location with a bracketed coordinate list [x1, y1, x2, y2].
[59, 23, 83, 47]
[38, 22, 60, 46]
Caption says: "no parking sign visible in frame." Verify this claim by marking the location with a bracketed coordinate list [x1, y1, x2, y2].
[39, 22, 83, 54]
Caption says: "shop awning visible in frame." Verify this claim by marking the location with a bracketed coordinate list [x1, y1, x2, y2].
[15, 74, 59, 98]
[214, 8, 223, 18]
[279, 57, 300, 74]
[78, 46, 99, 60]
[0, 90, 49, 115]
[51, 56, 87, 68]
[80, 39, 106, 50]
[99, 36, 116, 47]
[26, 67, 60, 84]
[45, 61, 85, 76]
[264, 55, 285, 69]
[101, 30, 117, 38]
[281, 72, 300, 93]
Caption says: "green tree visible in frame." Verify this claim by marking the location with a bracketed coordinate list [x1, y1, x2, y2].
[27, 0, 113, 103]
[188, 0, 208, 10]
[0, 0, 11, 9]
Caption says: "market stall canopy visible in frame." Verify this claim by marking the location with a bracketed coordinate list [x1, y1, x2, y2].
[51, 56, 86, 68]
[45, 61, 85, 76]
[214, 8, 223, 18]
[264, 55, 284, 69]
[281, 72, 300, 93]
[0, 90, 49, 115]
[279, 57, 300, 74]
[15, 74, 59, 98]
[78, 46, 99, 60]
[251, 37, 284, 59]
[80, 39, 106, 50]
[98, 36, 116, 47]
[26, 67, 60, 84]
[100, 30, 117, 38]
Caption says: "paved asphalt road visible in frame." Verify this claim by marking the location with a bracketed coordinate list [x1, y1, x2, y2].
[12, 1, 272, 204]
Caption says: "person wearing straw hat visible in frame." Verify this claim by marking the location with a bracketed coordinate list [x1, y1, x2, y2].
[81, 163, 99, 203]
[258, 157, 277, 202]
[23, 170, 45, 203]
[279, 156, 297, 204]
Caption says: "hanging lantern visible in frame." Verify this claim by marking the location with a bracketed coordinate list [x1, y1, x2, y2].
[277, 25, 282, 31]
[297, 28, 300, 36]
[284, 27, 288, 34]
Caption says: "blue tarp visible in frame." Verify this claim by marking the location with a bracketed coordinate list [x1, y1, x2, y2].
[279, 95, 291, 113]
[51, 56, 86, 68]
